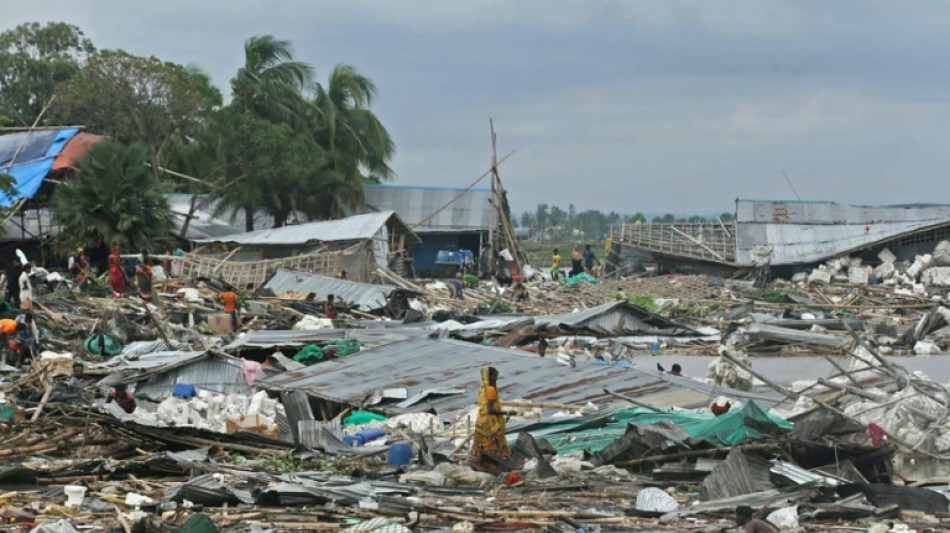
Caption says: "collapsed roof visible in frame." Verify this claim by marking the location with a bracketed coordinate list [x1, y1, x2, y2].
[259, 336, 782, 419]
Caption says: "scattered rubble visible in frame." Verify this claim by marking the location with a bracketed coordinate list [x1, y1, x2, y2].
[4, 239, 950, 531]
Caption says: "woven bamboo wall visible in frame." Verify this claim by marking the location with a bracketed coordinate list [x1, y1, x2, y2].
[178, 242, 376, 290]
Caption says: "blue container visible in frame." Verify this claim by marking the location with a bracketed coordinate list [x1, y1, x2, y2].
[343, 434, 364, 448]
[172, 384, 196, 398]
[387, 442, 412, 466]
[355, 428, 386, 444]
[437, 250, 451, 263]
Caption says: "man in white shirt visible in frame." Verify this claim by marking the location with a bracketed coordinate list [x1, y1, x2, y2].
[18, 263, 32, 311]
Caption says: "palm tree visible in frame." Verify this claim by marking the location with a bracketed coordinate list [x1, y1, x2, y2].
[311, 64, 395, 217]
[230, 35, 313, 125]
[53, 141, 173, 251]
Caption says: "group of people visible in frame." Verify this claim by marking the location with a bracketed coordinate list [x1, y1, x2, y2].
[107, 247, 156, 301]
[65, 246, 156, 301]
[551, 244, 599, 280]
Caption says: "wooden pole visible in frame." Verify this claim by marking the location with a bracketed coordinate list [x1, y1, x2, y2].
[409, 152, 513, 231]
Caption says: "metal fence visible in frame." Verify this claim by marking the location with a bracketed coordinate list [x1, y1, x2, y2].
[609, 222, 738, 264]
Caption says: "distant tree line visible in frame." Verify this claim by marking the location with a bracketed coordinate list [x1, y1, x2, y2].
[515, 203, 736, 239]
[0, 22, 394, 250]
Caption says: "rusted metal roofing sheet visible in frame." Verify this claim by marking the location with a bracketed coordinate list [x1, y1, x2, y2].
[52, 132, 107, 170]
[258, 337, 782, 418]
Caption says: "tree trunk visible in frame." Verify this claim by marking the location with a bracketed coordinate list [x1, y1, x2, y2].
[244, 207, 254, 232]
[179, 195, 199, 241]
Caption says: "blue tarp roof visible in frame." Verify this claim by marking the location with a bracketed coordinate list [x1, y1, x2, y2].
[0, 128, 80, 207]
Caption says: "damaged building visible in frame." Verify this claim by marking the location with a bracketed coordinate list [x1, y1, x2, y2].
[179, 211, 419, 290]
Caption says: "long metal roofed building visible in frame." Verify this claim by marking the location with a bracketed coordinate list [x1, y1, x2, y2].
[360, 184, 495, 276]
[610, 199, 950, 269]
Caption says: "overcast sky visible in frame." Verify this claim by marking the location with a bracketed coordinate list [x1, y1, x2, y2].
[6, 1, 950, 215]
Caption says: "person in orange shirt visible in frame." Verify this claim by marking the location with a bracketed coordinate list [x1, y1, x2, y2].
[0, 318, 20, 366]
[218, 289, 239, 332]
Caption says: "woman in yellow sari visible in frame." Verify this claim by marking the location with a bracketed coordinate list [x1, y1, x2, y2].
[469, 366, 512, 472]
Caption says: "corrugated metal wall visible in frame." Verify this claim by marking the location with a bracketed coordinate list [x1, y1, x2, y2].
[735, 200, 950, 265]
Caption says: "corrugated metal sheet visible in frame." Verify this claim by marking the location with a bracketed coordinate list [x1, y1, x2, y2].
[263, 270, 406, 310]
[97, 352, 269, 400]
[704, 450, 774, 500]
[165, 194, 243, 240]
[133, 356, 253, 399]
[438, 301, 703, 337]
[362, 185, 493, 233]
[735, 200, 950, 265]
[198, 211, 417, 245]
[259, 337, 783, 418]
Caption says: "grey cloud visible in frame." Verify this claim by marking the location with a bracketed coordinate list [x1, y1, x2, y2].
[4, 1, 950, 214]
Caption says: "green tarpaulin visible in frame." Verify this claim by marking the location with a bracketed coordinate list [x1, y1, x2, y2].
[547, 401, 791, 454]
[344, 410, 387, 427]
[82, 333, 123, 356]
[563, 272, 599, 284]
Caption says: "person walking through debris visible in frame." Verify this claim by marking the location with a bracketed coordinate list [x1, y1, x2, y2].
[469, 366, 514, 473]
[18, 263, 33, 312]
[446, 273, 464, 299]
[323, 294, 338, 320]
[583, 244, 597, 276]
[67, 363, 84, 397]
[135, 251, 153, 301]
[108, 246, 127, 298]
[3, 257, 21, 309]
[107, 383, 137, 414]
[569, 245, 584, 277]
[68, 247, 89, 283]
[14, 312, 39, 368]
[550, 248, 562, 280]
[735, 506, 779, 533]
[512, 281, 528, 302]
[218, 287, 240, 331]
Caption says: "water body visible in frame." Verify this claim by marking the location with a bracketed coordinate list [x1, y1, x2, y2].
[644, 354, 950, 384]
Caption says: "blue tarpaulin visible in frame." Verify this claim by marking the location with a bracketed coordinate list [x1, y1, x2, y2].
[0, 128, 80, 206]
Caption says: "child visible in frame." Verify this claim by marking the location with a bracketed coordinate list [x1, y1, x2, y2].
[551, 249, 561, 281]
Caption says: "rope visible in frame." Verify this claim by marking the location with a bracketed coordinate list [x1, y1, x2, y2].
[409, 152, 513, 230]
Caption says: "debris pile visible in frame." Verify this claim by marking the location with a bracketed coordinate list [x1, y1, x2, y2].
[2, 245, 950, 532]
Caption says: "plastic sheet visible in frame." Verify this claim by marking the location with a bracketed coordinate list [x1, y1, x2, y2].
[635, 487, 679, 512]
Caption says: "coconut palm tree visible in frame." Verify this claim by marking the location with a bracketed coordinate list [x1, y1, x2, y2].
[230, 35, 313, 125]
[53, 140, 172, 251]
[311, 64, 394, 217]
